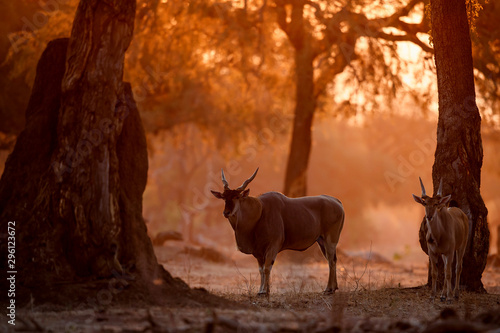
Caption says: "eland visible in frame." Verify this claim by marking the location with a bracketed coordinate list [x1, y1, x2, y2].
[412, 177, 469, 302]
[211, 168, 345, 295]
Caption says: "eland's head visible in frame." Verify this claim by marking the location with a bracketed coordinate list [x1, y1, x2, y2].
[412, 177, 451, 222]
[211, 168, 259, 218]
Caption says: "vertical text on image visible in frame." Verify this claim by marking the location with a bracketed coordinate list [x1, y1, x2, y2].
[7, 221, 16, 326]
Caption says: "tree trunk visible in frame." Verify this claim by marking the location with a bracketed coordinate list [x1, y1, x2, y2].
[52, 0, 138, 280]
[497, 225, 500, 255]
[418, 0, 489, 292]
[283, 3, 316, 198]
[0, 0, 191, 306]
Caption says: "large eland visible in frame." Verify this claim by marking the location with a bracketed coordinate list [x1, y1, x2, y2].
[211, 168, 345, 295]
[413, 177, 469, 302]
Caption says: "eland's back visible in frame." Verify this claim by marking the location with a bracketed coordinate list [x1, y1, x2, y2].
[211, 169, 345, 295]
[258, 192, 344, 252]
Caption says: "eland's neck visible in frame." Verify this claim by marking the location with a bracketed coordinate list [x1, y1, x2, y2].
[229, 196, 262, 254]
[428, 208, 451, 244]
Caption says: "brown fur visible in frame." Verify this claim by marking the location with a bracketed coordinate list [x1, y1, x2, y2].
[212, 170, 345, 295]
[413, 178, 469, 302]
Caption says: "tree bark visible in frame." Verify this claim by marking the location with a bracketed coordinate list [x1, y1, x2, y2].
[497, 225, 500, 257]
[0, 0, 190, 306]
[284, 45, 315, 198]
[51, 0, 137, 280]
[418, 0, 489, 292]
[282, 2, 316, 198]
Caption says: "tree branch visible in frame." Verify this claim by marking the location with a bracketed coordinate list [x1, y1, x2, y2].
[274, 1, 289, 36]
[375, 31, 433, 53]
[382, 0, 423, 26]
[335, 1, 432, 54]
[314, 45, 351, 98]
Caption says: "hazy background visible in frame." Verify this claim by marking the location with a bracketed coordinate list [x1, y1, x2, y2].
[1, 0, 499, 266]
[143, 113, 500, 264]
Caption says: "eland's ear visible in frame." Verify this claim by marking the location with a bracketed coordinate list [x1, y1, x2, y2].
[240, 189, 250, 198]
[438, 194, 452, 206]
[211, 190, 223, 199]
[412, 194, 425, 205]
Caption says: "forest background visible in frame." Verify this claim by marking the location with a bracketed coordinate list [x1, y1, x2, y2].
[1, 0, 499, 264]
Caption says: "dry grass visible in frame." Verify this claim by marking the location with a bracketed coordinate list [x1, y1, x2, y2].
[16, 285, 499, 332]
[10, 247, 500, 332]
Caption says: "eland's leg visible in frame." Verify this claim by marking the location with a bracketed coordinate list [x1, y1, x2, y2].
[323, 239, 339, 294]
[429, 252, 439, 301]
[321, 210, 344, 294]
[454, 247, 466, 299]
[317, 237, 327, 258]
[257, 258, 266, 295]
[257, 251, 277, 296]
[441, 253, 454, 303]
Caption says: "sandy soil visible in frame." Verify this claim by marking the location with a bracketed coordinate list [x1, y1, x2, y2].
[158, 243, 500, 295]
[8, 244, 500, 333]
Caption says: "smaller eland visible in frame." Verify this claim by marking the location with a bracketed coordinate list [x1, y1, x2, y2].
[211, 168, 345, 295]
[412, 177, 469, 302]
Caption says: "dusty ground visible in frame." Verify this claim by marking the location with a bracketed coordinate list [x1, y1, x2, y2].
[8, 244, 500, 332]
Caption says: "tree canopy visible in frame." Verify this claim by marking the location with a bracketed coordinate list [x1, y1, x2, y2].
[2, 1, 499, 138]
[1, 0, 499, 217]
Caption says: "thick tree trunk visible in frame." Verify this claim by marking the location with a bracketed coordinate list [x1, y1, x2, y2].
[0, 0, 191, 306]
[418, 0, 489, 292]
[51, 0, 137, 280]
[0, 38, 72, 298]
[492, 225, 500, 267]
[283, 3, 316, 198]
[284, 48, 315, 198]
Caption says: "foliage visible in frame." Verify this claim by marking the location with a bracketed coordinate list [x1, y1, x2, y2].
[0, 0, 78, 134]
[2, 1, 499, 137]
[466, 0, 486, 35]
[126, 0, 294, 153]
[425, 0, 486, 46]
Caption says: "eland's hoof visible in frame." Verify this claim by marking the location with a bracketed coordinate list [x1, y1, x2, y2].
[257, 291, 269, 297]
[323, 288, 335, 295]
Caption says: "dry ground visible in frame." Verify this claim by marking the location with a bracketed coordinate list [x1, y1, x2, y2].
[8, 244, 500, 332]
